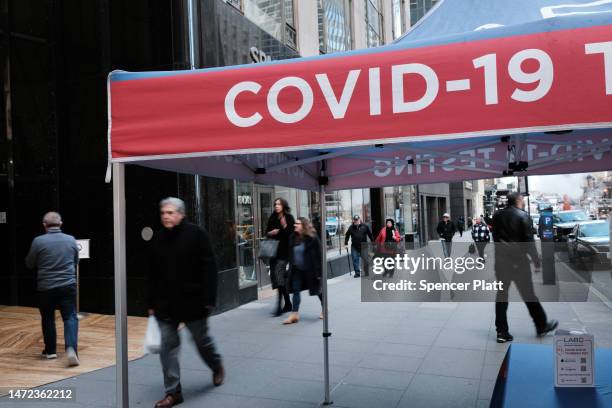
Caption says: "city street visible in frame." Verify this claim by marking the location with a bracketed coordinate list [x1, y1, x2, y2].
[3, 235, 612, 408]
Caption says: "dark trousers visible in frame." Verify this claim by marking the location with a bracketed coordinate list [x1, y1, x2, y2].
[494, 266, 547, 333]
[158, 317, 222, 394]
[38, 284, 79, 354]
[475, 242, 487, 259]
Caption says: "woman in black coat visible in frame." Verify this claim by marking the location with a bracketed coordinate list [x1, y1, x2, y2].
[283, 217, 323, 324]
[266, 197, 295, 316]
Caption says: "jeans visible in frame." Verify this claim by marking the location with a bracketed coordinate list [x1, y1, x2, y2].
[158, 317, 223, 394]
[442, 240, 453, 258]
[290, 269, 322, 312]
[350, 247, 361, 274]
[38, 284, 78, 354]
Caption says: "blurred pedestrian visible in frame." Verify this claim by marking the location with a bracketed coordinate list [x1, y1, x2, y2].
[283, 217, 323, 324]
[148, 197, 224, 408]
[25, 211, 80, 367]
[436, 213, 456, 258]
[375, 219, 401, 277]
[266, 198, 295, 316]
[471, 216, 490, 261]
[457, 216, 465, 237]
[491, 192, 558, 344]
[344, 215, 373, 277]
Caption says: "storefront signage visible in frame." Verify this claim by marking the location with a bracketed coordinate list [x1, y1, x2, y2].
[76, 239, 90, 259]
[554, 331, 594, 387]
[250, 46, 272, 64]
[238, 194, 252, 205]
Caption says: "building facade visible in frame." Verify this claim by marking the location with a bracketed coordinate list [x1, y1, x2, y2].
[1, 0, 443, 315]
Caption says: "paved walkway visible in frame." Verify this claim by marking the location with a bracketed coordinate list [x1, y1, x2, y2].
[3, 233, 612, 407]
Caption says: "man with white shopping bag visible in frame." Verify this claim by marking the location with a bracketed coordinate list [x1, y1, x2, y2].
[147, 197, 224, 408]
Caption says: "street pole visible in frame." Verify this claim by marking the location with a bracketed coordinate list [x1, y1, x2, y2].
[186, 0, 203, 225]
[319, 161, 332, 406]
[113, 163, 129, 408]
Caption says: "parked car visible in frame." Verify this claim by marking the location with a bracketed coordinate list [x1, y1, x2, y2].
[567, 220, 610, 268]
[553, 210, 589, 242]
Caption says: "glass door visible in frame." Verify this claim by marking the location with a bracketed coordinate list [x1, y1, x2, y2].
[254, 186, 275, 289]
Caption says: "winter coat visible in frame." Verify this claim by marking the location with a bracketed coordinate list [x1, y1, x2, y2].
[266, 212, 296, 261]
[147, 220, 217, 322]
[287, 234, 322, 296]
[344, 223, 374, 249]
[436, 220, 457, 241]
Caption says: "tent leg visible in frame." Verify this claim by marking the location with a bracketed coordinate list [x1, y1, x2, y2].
[319, 183, 332, 405]
[113, 163, 129, 407]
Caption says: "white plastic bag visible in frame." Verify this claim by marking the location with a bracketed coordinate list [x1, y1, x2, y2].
[143, 315, 162, 354]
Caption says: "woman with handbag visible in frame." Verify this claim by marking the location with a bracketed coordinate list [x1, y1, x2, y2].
[283, 217, 323, 324]
[375, 219, 401, 277]
[266, 198, 295, 316]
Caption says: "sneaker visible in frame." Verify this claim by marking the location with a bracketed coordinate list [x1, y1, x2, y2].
[41, 350, 57, 359]
[496, 332, 514, 343]
[353, 273, 360, 278]
[537, 320, 559, 337]
[66, 347, 80, 367]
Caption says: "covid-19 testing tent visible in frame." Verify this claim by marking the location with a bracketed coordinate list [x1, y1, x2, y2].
[107, 0, 612, 405]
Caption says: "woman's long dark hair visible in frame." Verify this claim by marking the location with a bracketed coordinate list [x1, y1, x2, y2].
[274, 197, 291, 215]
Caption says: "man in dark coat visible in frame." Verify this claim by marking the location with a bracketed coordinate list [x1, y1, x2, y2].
[436, 213, 456, 257]
[148, 197, 224, 408]
[491, 192, 558, 344]
[344, 215, 374, 277]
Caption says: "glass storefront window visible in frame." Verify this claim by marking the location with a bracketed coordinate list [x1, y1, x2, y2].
[203, 177, 236, 271]
[298, 189, 310, 218]
[236, 181, 256, 288]
[318, 0, 352, 53]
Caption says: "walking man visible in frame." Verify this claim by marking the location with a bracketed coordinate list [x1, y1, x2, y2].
[471, 216, 490, 261]
[345, 215, 374, 277]
[492, 192, 558, 343]
[148, 197, 224, 408]
[436, 213, 456, 258]
[25, 212, 80, 366]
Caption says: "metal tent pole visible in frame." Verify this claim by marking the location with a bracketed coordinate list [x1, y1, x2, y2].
[319, 161, 332, 405]
[113, 163, 129, 407]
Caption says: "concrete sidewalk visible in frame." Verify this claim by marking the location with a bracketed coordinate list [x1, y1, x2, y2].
[3, 269, 612, 407]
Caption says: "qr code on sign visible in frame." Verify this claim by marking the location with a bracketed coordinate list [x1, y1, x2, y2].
[581, 377, 587, 384]
[581, 358, 587, 364]
[581, 366, 587, 372]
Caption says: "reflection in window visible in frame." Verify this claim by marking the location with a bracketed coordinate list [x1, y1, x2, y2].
[237, 0, 297, 49]
[236, 181, 256, 287]
[365, 0, 383, 47]
[318, 0, 352, 53]
[325, 189, 370, 255]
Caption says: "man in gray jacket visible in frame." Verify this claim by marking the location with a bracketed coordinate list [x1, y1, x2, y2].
[25, 212, 80, 366]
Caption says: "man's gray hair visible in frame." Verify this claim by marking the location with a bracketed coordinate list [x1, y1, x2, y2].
[42, 212, 62, 227]
[160, 197, 186, 214]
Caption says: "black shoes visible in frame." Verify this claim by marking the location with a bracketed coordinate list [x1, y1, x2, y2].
[353, 273, 360, 278]
[496, 332, 514, 343]
[537, 320, 559, 337]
